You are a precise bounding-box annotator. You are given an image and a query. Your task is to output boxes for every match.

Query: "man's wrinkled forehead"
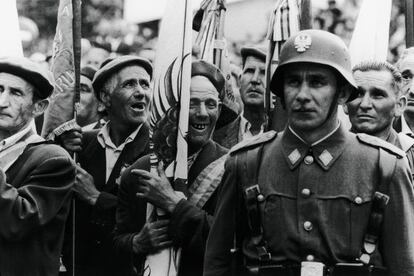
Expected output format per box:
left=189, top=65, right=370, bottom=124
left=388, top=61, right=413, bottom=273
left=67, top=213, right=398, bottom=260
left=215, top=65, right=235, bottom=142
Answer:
left=399, top=54, right=414, bottom=73
left=353, top=70, right=395, bottom=92
left=190, top=76, right=220, bottom=99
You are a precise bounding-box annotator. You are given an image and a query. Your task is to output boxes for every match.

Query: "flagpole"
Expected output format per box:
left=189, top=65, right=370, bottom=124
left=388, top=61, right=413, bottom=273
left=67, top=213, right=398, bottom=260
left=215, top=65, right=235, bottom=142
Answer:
left=264, top=40, right=276, bottom=131
left=71, top=0, right=81, bottom=275
left=214, top=0, right=226, bottom=69
left=299, top=0, right=312, bottom=30
left=406, top=0, right=414, bottom=47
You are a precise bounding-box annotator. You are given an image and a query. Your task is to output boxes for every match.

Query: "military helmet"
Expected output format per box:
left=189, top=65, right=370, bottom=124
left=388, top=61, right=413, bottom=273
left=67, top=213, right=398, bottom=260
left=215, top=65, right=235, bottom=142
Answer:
left=270, top=29, right=357, bottom=101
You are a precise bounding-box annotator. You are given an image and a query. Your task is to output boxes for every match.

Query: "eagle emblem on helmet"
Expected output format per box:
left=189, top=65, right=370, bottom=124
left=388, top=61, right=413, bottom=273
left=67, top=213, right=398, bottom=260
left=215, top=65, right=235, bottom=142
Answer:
left=294, top=34, right=312, bottom=52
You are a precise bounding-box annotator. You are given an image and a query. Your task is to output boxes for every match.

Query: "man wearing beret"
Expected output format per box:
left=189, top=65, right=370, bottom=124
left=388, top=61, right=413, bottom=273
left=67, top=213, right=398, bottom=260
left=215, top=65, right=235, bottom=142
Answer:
left=0, top=56, right=75, bottom=276
left=204, top=30, right=414, bottom=276
left=60, top=55, right=153, bottom=276
left=214, top=45, right=267, bottom=149
left=113, top=60, right=228, bottom=276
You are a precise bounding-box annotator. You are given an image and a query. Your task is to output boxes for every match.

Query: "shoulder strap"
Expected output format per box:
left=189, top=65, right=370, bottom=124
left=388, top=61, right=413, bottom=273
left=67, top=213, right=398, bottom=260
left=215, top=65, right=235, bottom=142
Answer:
left=236, top=143, right=271, bottom=265
left=358, top=148, right=395, bottom=265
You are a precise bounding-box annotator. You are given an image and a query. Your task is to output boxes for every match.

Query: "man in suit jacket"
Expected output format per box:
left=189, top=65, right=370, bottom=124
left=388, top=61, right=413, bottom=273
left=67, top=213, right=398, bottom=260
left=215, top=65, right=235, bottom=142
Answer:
left=0, top=57, right=75, bottom=276
left=60, top=55, right=153, bottom=276
left=113, top=60, right=228, bottom=276
left=214, top=46, right=267, bottom=149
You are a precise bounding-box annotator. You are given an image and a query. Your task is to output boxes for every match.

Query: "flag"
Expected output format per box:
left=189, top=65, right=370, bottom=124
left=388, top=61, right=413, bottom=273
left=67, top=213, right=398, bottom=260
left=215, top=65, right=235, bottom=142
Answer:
left=193, top=0, right=239, bottom=127
left=266, top=0, right=300, bottom=131
left=0, top=0, right=23, bottom=57
left=145, top=0, right=192, bottom=274
left=41, top=0, right=79, bottom=139
left=349, top=0, right=392, bottom=65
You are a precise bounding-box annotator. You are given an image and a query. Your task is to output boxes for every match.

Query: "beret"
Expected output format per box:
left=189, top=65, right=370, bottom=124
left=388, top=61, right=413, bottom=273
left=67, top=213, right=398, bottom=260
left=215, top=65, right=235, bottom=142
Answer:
left=191, top=60, right=225, bottom=100
left=240, top=46, right=267, bottom=65
left=0, top=56, right=54, bottom=99
left=92, top=55, right=153, bottom=98
left=81, top=65, right=97, bottom=81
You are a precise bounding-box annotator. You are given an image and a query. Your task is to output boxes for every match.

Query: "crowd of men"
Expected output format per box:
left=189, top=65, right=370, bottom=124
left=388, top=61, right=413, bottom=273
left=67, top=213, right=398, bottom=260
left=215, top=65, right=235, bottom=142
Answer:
left=1, top=26, right=414, bottom=276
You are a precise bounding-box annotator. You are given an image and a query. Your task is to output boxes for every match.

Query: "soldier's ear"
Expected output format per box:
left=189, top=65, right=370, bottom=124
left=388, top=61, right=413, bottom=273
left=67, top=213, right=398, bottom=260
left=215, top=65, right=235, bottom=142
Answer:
left=337, top=84, right=352, bottom=105
left=32, top=99, right=49, bottom=117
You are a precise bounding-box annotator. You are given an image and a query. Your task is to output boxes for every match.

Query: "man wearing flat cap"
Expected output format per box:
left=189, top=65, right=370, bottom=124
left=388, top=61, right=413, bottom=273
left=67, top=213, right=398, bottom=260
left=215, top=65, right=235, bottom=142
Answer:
left=60, top=55, right=153, bottom=276
left=0, top=56, right=75, bottom=276
left=113, top=60, right=228, bottom=276
left=214, top=45, right=267, bottom=149
left=205, top=30, right=414, bottom=276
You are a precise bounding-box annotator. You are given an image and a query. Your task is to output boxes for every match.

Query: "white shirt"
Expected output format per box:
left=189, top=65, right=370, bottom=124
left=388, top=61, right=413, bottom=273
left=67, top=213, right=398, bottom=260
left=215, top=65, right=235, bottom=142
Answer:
left=97, top=122, right=142, bottom=183
left=0, top=120, right=37, bottom=152
left=239, top=115, right=265, bottom=141
left=401, top=115, right=414, bottom=137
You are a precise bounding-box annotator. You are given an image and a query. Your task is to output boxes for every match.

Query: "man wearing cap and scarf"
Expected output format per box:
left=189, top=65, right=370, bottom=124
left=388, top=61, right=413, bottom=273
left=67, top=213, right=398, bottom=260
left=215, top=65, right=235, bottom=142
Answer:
left=204, top=30, right=414, bottom=276
left=213, top=46, right=267, bottom=149
left=0, top=56, right=75, bottom=276
left=59, top=55, right=153, bottom=276
left=113, top=60, right=228, bottom=276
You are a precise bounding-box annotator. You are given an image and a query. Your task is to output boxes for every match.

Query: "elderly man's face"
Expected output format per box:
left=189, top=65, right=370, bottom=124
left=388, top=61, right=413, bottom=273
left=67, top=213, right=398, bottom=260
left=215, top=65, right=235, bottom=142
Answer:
left=399, top=54, right=414, bottom=115
left=0, top=73, right=37, bottom=135
left=105, top=65, right=151, bottom=127
left=78, top=75, right=98, bottom=126
left=188, top=76, right=221, bottom=151
left=283, top=63, right=340, bottom=131
left=347, top=70, right=401, bottom=136
left=239, top=56, right=266, bottom=108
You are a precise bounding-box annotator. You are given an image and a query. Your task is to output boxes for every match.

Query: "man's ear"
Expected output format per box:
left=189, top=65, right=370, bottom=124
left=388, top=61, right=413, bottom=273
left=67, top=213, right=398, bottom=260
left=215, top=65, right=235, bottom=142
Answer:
left=32, top=99, right=49, bottom=117
left=342, top=103, right=349, bottom=115
left=395, top=94, right=407, bottom=117
left=100, top=90, right=111, bottom=108
left=337, top=84, right=352, bottom=105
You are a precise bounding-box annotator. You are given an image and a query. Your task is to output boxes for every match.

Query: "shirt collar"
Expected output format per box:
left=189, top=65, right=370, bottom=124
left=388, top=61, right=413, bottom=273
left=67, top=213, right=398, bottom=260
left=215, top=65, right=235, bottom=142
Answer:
left=282, top=122, right=347, bottom=171
left=240, top=113, right=265, bottom=135
left=401, top=115, right=414, bottom=136
left=97, top=121, right=142, bottom=150
left=0, top=120, right=37, bottom=152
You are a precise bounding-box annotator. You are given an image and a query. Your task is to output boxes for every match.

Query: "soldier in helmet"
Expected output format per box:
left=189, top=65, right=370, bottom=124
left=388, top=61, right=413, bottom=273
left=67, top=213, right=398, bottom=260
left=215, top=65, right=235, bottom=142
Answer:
left=204, top=30, right=414, bottom=276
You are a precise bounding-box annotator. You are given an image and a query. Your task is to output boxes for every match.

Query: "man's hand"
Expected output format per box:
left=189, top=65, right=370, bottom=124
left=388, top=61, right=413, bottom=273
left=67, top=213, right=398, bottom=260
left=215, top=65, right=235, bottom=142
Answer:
left=132, top=162, right=184, bottom=213
left=74, top=164, right=100, bottom=205
left=59, top=125, right=83, bottom=153
left=132, top=220, right=172, bottom=255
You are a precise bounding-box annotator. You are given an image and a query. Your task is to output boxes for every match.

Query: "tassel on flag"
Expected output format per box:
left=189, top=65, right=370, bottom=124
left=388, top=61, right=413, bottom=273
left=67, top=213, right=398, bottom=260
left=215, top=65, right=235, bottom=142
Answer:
left=0, top=0, right=23, bottom=57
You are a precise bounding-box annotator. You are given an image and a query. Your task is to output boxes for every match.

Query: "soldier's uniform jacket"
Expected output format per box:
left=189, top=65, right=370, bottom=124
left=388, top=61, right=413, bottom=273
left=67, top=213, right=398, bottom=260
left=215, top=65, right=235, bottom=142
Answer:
left=204, top=125, right=414, bottom=276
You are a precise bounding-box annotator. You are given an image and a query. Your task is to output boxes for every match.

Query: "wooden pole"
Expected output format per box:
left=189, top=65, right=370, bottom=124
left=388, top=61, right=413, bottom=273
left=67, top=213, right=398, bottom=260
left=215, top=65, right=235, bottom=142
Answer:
left=406, top=0, right=414, bottom=47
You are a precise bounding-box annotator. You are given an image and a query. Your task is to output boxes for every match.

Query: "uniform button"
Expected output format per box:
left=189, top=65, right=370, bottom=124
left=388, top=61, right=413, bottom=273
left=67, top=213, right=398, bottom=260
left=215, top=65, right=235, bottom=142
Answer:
left=303, top=221, right=313, bottom=231
left=354, top=196, right=363, bottom=204
left=257, top=194, right=265, bottom=202
left=301, top=188, right=311, bottom=198
left=306, top=254, right=315, bottom=261
left=304, top=155, right=314, bottom=165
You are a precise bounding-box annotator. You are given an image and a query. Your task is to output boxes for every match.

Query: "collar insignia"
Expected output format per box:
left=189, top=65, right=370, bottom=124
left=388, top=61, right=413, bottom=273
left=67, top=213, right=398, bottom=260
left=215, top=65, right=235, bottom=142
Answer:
left=318, top=149, right=333, bottom=166
left=294, top=34, right=312, bottom=52
left=288, top=148, right=301, bottom=165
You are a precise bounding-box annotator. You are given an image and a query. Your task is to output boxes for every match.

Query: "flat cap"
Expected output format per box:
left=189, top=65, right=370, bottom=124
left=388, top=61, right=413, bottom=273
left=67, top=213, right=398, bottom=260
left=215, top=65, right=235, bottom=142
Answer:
left=0, top=56, right=54, bottom=99
left=241, top=46, right=267, bottom=65
left=92, top=55, right=153, bottom=98
left=81, top=65, right=97, bottom=81
left=191, top=60, right=225, bottom=100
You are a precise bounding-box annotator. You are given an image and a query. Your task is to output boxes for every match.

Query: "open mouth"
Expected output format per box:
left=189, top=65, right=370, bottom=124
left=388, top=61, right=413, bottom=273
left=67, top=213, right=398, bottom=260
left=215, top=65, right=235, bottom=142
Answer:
left=191, top=123, right=208, bottom=130
left=130, top=102, right=145, bottom=112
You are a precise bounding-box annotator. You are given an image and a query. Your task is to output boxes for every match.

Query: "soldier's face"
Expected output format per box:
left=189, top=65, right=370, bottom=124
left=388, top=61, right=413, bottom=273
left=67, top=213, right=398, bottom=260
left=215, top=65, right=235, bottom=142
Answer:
left=283, top=63, right=340, bottom=131
left=188, top=76, right=221, bottom=151
left=0, top=73, right=37, bottom=135
left=104, top=66, right=151, bottom=128
left=347, top=70, right=401, bottom=136
left=239, top=56, right=266, bottom=109
left=399, top=54, right=414, bottom=115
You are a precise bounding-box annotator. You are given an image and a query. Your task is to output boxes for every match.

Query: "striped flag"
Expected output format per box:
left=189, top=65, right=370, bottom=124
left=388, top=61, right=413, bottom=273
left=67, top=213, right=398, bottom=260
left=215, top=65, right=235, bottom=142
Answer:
left=0, top=0, right=23, bottom=57
left=145, top=0, right=192, bottom=274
